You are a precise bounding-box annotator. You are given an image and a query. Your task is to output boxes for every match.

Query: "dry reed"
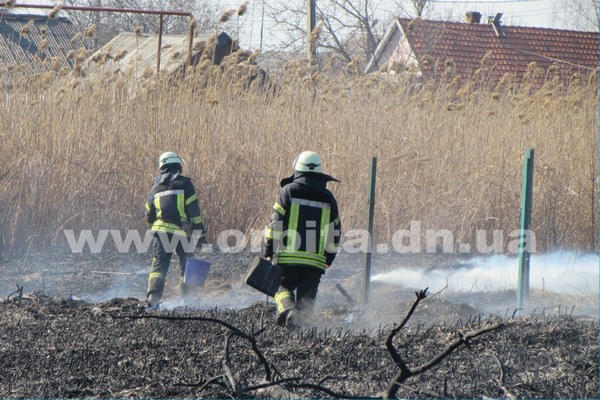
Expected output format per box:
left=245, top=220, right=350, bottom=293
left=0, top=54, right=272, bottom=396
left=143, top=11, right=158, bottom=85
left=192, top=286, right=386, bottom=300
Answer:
left=219, top=9, right=235, bottom=23
left=48, top=5, right=62, bottom=19
left=237, top=1, right=249, bottom=17
left=84, top=24, right=96, bottom=38
left=0, top=55, right=596, bottom=255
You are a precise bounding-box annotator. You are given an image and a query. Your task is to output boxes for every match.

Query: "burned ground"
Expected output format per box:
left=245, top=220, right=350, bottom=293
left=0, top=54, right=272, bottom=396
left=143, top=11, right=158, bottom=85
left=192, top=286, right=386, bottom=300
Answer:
left=0, top=296, right=597, bottom=398
left=0, top=251, right=597, bottom=398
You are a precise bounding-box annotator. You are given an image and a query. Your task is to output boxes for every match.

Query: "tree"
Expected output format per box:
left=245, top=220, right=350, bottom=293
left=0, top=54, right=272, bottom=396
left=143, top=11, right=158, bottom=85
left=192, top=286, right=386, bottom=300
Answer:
left=61, top=0, right=224, bottom=48
left=396, top=0, right=431, bottom=18
left=554, top=0, right=598, bottom=31
left=267, top=1, right=433, bottom=70
left=268, top=0, right=392, bottom=65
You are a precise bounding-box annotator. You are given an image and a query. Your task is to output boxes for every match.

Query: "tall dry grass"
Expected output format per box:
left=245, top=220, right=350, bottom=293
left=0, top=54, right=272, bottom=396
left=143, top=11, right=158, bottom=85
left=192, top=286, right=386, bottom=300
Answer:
left=0, top=53, right=597, bottom=255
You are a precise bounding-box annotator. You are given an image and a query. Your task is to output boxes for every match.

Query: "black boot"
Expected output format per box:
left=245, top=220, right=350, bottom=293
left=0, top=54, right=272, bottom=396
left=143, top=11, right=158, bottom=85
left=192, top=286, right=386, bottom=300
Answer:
left=276, top=310, right=290, bottom=326
left=285, top=310, right=299, bottom=328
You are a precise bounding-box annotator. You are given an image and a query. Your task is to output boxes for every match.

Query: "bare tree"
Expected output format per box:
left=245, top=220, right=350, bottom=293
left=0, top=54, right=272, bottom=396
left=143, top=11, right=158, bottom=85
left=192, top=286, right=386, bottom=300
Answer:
left=267, top=1, right=435, bottom=71
left=62, top=0, right=224, bottom=48
left=401, top=0, right=430, bottom=17
left=268, top=0, right=394, bottom=65
left=554, top=0, right=598, bottom=31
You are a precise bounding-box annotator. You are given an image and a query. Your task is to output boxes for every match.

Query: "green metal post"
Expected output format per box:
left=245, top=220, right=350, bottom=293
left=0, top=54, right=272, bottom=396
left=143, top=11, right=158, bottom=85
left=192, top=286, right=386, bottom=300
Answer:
left=517, top=149, right=534, bottom=310
left=595, top=8, right=600, bottom=396
left=362, top=157, right=377, bottom=309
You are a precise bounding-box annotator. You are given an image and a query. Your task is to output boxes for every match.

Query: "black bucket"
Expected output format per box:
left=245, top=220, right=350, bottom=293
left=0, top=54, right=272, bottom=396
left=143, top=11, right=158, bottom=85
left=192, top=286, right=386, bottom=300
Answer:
left=245, top=257, right=282, bottom=297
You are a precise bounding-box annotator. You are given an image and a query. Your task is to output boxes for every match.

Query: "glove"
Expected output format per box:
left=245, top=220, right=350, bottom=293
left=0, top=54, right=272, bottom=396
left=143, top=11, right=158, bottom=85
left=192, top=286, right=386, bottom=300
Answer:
left=262, top=240, right=273, bottom=260
left=262, top=249, right=273, bottom=260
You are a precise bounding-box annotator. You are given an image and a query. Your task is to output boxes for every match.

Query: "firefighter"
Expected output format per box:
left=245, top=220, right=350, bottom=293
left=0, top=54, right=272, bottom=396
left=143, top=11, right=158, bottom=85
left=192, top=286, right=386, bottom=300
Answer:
left=145, top=152, right=206, bottom=308
left=263, top=151, right=342, bottom=326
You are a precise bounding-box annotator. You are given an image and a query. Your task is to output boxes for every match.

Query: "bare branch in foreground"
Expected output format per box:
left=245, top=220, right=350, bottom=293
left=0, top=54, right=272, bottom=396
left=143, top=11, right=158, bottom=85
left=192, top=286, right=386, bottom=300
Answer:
left=382, top=311, right=505, bottom=399
left=111, top=313, right=272, bottom=382
left=385, top=288, right=428, bottom=370
left=113, top=290, right=505, bottom=400
left=492, top=352, right=515, bottom=399
left=222, top=332, right=240, bottom=395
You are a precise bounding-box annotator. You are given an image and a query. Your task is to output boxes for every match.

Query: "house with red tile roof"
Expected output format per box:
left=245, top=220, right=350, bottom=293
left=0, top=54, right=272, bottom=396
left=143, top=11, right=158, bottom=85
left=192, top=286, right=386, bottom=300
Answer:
left=365, top=12, right=598, bottom=85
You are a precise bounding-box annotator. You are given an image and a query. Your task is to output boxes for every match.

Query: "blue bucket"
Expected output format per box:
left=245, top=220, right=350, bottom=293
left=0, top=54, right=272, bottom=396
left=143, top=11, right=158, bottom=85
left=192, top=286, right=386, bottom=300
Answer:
left=184, top=259, right=211, bottom=287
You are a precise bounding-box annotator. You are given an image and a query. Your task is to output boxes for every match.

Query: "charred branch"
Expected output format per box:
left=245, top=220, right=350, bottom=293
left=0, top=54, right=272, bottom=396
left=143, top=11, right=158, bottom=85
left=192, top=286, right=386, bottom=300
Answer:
left=381, top=289, right=505, bottom=398
left=112, top=313, right=272, bottom=382
left=492, top=352, right=515, bottom=399
left=114, top=290, right=505, bottom=400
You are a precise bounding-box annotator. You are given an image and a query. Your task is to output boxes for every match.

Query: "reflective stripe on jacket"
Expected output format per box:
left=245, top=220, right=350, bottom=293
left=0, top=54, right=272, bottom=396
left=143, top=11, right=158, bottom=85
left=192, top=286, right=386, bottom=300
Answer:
left=264, top=171, right=341, bottom=270
left=145, top=169, right=205, bottom=236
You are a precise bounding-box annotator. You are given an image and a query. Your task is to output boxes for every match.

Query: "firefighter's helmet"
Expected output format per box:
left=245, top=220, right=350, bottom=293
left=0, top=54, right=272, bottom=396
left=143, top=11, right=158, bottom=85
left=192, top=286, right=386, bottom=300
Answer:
left=293, top=151, right=323, bottom=173
left=159, top=152, right=184, bottom=168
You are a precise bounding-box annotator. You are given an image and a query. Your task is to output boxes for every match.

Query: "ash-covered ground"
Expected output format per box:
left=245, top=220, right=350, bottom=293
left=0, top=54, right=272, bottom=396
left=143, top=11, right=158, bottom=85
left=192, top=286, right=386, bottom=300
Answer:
left=0, top=297, right=597, bottom=398
left=0, top=250, right=598, bottom=398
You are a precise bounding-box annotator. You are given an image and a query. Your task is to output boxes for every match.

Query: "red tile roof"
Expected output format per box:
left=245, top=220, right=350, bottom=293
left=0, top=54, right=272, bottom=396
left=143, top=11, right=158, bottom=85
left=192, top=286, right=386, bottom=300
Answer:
left=396, top=17, right=599, bottom=84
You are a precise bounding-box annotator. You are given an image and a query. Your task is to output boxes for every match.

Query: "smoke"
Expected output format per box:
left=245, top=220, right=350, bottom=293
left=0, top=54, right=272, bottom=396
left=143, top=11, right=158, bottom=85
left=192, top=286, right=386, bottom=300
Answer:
left=82, top=268, right=147, bottom=303
left=371, top=252, right=599, bottom=295
left=160, top=284, right=266, bottom=310
left=81, top=269, right=265, bottom=310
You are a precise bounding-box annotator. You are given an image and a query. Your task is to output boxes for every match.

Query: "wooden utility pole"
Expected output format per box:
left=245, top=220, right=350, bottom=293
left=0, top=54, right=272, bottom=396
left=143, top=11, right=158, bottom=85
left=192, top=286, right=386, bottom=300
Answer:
left=307, top=0, right=316, bottom=60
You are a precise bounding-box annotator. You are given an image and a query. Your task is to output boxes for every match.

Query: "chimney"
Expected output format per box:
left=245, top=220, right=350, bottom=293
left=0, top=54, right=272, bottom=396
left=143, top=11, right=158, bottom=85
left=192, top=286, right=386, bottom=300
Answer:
left=466, top=11, right=482, bottom=24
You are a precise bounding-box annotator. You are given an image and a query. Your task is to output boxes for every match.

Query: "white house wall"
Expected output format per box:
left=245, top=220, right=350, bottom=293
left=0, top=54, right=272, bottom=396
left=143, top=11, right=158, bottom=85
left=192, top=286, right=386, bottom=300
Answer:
left=365, top=21, right=420, bottom=75
left=386, top=35, right=419, bottom=72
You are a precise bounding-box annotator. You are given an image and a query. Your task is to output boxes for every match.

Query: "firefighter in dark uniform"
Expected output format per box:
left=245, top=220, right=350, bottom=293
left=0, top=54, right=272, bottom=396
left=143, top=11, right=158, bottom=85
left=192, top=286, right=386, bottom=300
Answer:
left=145, top=152, right=206, bottom=308
left=263, top=151, right=342, bottom=326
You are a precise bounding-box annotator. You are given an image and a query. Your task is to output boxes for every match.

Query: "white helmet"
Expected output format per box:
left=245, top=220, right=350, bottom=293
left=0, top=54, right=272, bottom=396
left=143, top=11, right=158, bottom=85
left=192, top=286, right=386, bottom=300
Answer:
left=293, top=151, right=323, bottom=173
left=159, top=152, right=184, bottom=168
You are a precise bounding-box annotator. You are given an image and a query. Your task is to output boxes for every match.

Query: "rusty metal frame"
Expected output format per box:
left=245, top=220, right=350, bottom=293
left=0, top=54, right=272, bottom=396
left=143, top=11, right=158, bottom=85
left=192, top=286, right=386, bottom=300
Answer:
left=0, top=3, right=191, bottom=16
left=0, top=2, right=194, bottom=74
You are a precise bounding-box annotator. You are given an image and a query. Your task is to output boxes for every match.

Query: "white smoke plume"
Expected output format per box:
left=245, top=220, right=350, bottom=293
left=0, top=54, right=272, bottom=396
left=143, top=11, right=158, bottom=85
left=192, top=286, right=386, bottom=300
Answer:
left=371, top=252, right=599, bottom=295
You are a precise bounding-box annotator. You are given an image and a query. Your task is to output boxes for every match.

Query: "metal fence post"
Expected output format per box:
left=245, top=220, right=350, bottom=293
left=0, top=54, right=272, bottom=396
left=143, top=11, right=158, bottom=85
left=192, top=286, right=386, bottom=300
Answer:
left=156, top=14, right=164, bottom=75
left=362, top=157, right=377, bottom=309
left=517, top=149, right=534, bottom=310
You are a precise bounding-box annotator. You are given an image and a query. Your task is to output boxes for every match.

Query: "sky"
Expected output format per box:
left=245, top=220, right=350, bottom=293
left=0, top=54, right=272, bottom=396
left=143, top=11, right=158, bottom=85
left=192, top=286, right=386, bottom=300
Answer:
left=7, top=0, right=594, bottom=50
left=220, top=0, right=590, bottom=50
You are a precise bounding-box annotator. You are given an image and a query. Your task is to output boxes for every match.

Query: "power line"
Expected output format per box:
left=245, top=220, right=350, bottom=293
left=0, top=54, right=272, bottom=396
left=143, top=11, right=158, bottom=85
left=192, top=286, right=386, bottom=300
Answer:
left=511, top=11, right=556, bottom=18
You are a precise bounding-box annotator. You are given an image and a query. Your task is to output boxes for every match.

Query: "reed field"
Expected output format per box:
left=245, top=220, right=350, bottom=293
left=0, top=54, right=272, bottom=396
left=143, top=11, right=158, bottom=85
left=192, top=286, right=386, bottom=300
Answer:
left=0, top=51, right=597, bottom=255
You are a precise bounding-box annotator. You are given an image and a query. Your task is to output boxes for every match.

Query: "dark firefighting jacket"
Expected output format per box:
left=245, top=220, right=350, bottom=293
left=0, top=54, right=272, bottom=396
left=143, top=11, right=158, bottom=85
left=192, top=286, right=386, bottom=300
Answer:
left=145, top=167, right=205, bottom=236
left=264, top=171, right=342, bottom=270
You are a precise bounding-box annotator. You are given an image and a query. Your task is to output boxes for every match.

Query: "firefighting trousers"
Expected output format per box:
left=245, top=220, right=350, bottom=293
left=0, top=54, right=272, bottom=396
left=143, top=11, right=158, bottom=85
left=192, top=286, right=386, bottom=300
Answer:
left=146, top=232, right=193, bottom=302
left=274, top=264, right=323, bottom=316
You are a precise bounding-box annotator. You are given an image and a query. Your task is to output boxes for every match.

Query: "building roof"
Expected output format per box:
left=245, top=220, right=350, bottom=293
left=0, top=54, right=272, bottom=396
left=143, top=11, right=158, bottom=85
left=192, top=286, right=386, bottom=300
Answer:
left=0, top=13, right=85, bottom=85
left=367, top=16, right=599, bottom=84
left=83, top=31, right=229, bottom=83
